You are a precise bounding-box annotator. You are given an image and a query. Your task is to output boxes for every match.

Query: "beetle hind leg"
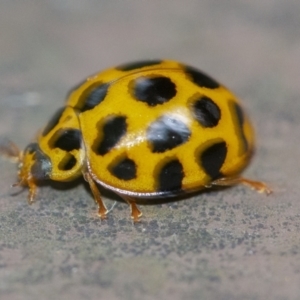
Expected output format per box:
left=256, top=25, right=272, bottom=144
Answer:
left=211, top=176, right=272, bottom=195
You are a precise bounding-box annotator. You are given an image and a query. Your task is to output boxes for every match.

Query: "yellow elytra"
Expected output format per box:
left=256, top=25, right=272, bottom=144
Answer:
left=1, top=60, right=271, bottom=221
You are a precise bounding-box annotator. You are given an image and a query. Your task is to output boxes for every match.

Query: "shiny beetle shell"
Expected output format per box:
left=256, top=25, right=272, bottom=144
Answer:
left=5, top=60, right=271, bottom=221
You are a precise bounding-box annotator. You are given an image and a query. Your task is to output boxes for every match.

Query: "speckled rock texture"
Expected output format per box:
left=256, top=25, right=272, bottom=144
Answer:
left=0, top=1, right=299, bottom=300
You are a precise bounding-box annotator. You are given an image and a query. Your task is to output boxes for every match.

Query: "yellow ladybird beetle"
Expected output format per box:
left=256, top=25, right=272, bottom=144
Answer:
left=1, top=60, right=271, bottom=221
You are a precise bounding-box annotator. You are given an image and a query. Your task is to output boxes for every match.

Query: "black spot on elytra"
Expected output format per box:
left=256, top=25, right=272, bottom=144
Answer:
left=200, top=141, right=227, bottom=179
left=116, top=60, right=162, bottom=71
left=66, top=79, right=88, bottom=99
left=109, top=157, right=137, bottom=180
left=93, top=116, right=127, bottom=156
left=133, top=76, right=177, bottom=106
left=233, top=102, right=248, bottom=153
left=185, top=66, right=220, bottom=89
left=58, top=154, right=77, bottom=171
left=192, top=96, right=221, bottom=127
left=74, top=83, right=109, bottom=112
left=42, top=107, right=65, bottom=136
left=50, top=129, right=82, bottom=151
left=157, top=159, right=184, bottom=192
left=147, top=116, right=191, bottom=153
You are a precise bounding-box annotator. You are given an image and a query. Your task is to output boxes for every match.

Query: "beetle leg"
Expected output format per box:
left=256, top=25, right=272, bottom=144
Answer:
left=83, top=171, right=108, bottom=219
left=120, top=195, right=142, bottom=222
left=211, top=176, right=272, bottom=195
left=12, top=173, right=37, bottom=204
left=27, top=177, right=38, bottom=204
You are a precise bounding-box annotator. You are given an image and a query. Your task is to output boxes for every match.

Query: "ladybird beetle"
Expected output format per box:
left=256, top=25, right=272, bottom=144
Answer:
left=1, top=60, right=271, bottom=221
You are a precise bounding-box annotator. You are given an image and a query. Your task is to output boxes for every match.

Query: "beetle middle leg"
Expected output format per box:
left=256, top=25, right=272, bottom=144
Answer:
left=119, top=195, right=143, bottom=222
left=83, top=171, right=108, bottom=219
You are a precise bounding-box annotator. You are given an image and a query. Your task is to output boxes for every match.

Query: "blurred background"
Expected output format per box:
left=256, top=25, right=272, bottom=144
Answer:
left=0, top=1, right=300, bottom=300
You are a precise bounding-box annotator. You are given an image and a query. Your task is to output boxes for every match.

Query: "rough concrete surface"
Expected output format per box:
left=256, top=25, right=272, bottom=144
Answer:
left=0, top=1, right=300, bottom=300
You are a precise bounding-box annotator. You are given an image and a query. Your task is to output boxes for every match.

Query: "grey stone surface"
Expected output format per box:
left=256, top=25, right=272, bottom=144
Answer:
left=0, top=1, right=300, bottom=299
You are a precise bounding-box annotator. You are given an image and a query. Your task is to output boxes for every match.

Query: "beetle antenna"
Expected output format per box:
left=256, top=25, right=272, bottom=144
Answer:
left=0, top=137, right=22, bottom=163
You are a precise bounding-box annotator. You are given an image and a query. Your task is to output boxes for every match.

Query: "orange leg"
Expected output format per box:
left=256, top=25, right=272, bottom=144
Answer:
left=83, top=171, right=108, bottom=219
left=27, top=176, right=38, bottom=204
left=120, top=195, right=143, bottom=222
left=211, top=176, right=272, bottom=195
left=12, top=175, right=37, bottom=204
